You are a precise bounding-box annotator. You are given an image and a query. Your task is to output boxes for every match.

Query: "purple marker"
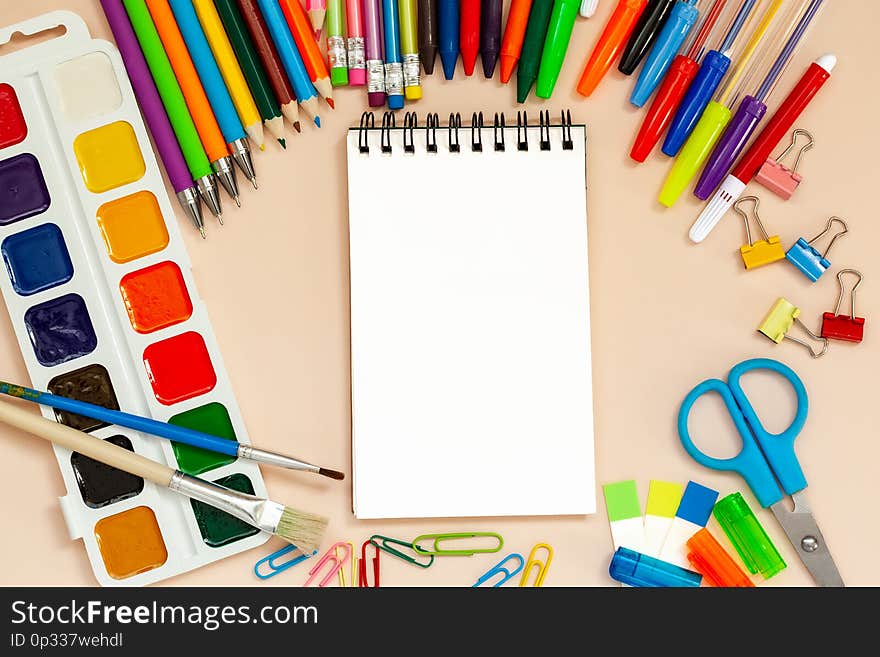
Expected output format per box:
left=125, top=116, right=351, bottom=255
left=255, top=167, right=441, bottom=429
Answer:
left=480, top=0, right=502, bottom=78
left=694, top=0, right=825, bottom=200
left=363, top=0, right=386, bottom=107
left=99, top=0, right=205, bottom=237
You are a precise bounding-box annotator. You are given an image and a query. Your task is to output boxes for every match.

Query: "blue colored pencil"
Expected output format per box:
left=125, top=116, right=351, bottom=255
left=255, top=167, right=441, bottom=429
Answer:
left=381, top=0, right=405, bottom=109
left=438, top=0, right=460, bottom=80
left=255, top=0, right=322, bottom=126
left=0, top=381, right=343, bottom=479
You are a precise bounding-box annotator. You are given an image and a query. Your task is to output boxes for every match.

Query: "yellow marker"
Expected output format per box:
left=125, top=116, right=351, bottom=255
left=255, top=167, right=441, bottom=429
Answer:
left=758, top=298, right=828, bottom=358
left=734, top=196, right=785, bottom=270
left=519, top=543, right=553, bottom=587
left=192, top=0, right=265, bottom=150
left=73, top=121, right=146, bottom=193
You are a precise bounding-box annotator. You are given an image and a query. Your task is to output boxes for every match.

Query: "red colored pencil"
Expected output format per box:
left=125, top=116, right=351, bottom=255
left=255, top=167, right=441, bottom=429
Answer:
left=460, top=0, right=481, bottom=76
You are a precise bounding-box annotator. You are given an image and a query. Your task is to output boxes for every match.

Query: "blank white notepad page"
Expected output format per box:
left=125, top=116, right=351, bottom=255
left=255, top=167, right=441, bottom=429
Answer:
left=347, top=121, right=594, bottom=519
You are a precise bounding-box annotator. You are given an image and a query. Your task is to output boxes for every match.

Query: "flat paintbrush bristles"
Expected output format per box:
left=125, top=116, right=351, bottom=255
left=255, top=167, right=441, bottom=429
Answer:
left=275, top=506, right=329, bottom=553
left=319, top=467, right=345, bottom=480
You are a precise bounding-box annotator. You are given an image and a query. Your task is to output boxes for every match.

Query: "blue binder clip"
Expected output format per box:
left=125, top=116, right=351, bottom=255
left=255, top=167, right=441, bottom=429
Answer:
left=472, top=553, right=525, bottom=587
left=254, top=544, right=317, bottom=580
left=785, top=216, right=848, bottom=282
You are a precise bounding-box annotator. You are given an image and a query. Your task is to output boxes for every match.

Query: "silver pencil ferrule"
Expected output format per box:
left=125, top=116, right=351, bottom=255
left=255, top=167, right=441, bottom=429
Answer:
left=168, top=471, right=282, bottom=533
left=237, top=445, right=320, bottom=474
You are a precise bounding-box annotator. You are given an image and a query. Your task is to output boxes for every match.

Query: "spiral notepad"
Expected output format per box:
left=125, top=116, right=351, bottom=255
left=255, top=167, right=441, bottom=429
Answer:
left=347, top=110, right=595, bottom=519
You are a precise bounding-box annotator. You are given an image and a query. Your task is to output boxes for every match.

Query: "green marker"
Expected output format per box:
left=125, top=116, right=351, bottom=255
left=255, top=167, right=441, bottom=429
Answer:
left=326, top=0, right=350, bottom=87
left=713, top=492, right=786, bottom=579
left=122, top=0, right=222, bottom=218
left=516, top=0, right=554, bottom=103
left=214, top=0, right=287, bottom=148
left=535, top=0, right=580, bottom=99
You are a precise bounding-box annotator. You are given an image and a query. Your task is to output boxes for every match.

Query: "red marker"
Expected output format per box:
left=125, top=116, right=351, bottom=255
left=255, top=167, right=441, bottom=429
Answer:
left=461, top=0, right=481, bottom=76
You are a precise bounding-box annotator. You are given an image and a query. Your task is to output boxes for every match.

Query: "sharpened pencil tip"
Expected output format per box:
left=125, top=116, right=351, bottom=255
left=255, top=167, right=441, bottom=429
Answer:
left=279, top=138, right=286, bottom=149
left=326, top=98, right=335, bottom=109
left=314, top=116, right=321, bottom=128
left=294, top=121, right=302, bottom=133
left=318, top=468, right=345, bottom=481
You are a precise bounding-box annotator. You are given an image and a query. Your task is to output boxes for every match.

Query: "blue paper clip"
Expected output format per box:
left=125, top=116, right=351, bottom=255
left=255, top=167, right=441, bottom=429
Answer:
left=254, top=544, right=317, bottom=580
left=472, top=553, right=524, bottom=587
left=785, top=216, right=848, bottom=282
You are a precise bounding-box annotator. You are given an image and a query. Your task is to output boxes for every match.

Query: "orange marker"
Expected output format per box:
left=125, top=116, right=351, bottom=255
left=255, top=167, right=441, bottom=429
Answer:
left=145, top=0, right=239, bottom=204
left=499, top=0, right=534, bottom=83
left=277, top=0, right=335, bottom=107
left=576, top=0, right=648, bottom=97
left=686, top=528, right=755, bottom=588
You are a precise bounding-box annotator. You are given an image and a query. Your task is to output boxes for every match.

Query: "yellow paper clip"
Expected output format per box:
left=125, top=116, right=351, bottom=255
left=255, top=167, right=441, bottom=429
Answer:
left=519, top=543, right=553, bottom=587
left=336, top=541, right=357, bottom=587
left=735, top=196, right=785, bottom=270
left=758, top=298, right=828, bottom=358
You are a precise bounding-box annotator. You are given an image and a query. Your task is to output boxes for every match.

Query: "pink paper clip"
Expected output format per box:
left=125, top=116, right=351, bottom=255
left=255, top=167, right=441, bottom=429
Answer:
left=304, top=541, right=351, bottom=587
left=755, top=129, right=814, bottom=200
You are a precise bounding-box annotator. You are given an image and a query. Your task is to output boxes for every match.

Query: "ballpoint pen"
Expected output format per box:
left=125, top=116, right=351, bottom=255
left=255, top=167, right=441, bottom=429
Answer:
left=576, top=0, right=648, bottom=97
left=619, top=0, right=675, bottom=75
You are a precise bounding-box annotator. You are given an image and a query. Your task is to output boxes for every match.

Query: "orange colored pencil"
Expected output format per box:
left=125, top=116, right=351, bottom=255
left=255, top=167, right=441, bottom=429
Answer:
left=277, top=0, right=335, bottom=107
left=499, top=0, right=534, bottom=84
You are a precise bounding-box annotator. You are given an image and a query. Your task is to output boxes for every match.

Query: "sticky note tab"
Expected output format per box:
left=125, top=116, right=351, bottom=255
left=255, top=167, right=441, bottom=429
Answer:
left=643, top=480, right=683, bottom=557
left=658, top=481, right=719, bottom=570
left=603, top=480, right=643, bottom=554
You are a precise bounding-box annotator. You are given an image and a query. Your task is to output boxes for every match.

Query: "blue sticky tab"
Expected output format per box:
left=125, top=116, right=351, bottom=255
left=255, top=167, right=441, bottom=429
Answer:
left=675, top=481, right=719, bottom=526
left=785, top=238, right=830, bottom=282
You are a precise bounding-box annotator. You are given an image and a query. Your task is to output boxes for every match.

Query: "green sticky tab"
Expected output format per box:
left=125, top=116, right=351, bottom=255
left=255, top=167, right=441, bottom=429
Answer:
left=603, top=480, right=641, bottom=522
left=646, top=480, right=684, bottom=518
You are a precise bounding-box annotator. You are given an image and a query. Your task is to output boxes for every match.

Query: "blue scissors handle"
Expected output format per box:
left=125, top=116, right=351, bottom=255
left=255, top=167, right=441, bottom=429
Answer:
left=677, top=359, right=808, bottom=508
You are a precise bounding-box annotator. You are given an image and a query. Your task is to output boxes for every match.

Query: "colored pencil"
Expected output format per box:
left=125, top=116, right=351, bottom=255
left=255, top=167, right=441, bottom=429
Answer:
left=145, top=0, right=240, bottom=206
left=99, top=0, right=206, bottom=236
left=499, top=0, right=533, bottom=83
left=460, top=0, right=480, bottom=76
left=327, top=0, right=350, bottom=86
left=382, top=0, right=405, bottom=109
left=214, top=0, right=287, bottom=147
left=236, top=0, right=301, bottom=131
left=278, top=0, right=336, bottom=106
left=122, top=0, right=223, bottom=220
left=306, top=0, right=328, bottom=38
left=363, top=0, right=386, bottom=105
left=399, top=0, right=422, bottom=99
left=192, top=0, right=267, bottom=149
left=167, top=0, right=256, bottom=188
left=257, top=0, right=323, bottom=125
left=346, top=0, right=367, bottom=85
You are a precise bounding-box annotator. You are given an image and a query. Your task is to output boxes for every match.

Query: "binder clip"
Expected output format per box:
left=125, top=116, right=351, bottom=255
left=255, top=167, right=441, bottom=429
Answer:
left=821, top=269, right=865, bottom=343
left=758, top=297, right=828, bottom=358
left=785, top=216, right=848, bottom=282
left=735, top=196, right=785, bottom=270
left=755, top=129, right=814, bottom=200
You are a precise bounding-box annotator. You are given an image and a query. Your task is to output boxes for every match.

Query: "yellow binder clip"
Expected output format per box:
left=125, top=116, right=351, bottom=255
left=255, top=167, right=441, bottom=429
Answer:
left=758, top=298, right=828, bottom=358
left=735, top=196, right=785, bottom=270
left=519, top=543, right=553, bottom=587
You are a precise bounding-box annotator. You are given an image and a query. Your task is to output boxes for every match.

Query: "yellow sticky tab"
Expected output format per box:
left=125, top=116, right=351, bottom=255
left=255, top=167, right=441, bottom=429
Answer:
left=646, top=481, right=684, bottom=518
left=758, top=298, right=799, bottom=343
left=741, top=236, right=786, bottom=270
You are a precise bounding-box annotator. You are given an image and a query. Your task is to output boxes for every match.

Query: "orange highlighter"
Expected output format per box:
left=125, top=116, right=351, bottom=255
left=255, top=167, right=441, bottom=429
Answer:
left=499, top=0, right=534, bottom=83
left=686, top=528, right=754, bottom=587
left=576, top=0, right=648, bottom=97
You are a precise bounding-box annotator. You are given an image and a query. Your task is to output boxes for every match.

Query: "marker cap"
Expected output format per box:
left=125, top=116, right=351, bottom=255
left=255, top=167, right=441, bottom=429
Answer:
left=688, top=174, right=746, bottom=242
left=713, top=492, right=786, bottom=579
left=609, top=547, right=702, bottom=587
left=686, top=527, right=754, bottom=587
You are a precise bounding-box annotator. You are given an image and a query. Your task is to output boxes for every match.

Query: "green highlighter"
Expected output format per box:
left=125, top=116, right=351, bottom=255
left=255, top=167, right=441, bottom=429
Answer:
left=713, top=492, right=786, bottom=579
left=535, top=0, right=580, bottom=99
left=516, top=0, right=555, bottom=103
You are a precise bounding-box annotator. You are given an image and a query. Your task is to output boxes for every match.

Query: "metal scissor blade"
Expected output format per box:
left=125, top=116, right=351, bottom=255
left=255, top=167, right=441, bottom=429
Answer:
left=771, top=492, right=845, bottom=587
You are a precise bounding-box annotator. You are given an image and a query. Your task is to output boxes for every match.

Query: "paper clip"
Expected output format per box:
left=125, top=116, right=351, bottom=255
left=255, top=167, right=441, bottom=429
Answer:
left=785, top=216, right=848, bottom=282
left=412, top=532, right=504, bottom=556
left=734, top=196, right=785, bottom=270
left=758, top=298, right=828, bottom=358
left=756, top=129, right=814, bottom=200
left=519, top=543, right=553, bottom=587
left=304, top=541, right=351, bottom=587
left=472, top=553, right=524, bottom=587
left=821, top=269, right=865, bottom=343
left=368, top=534, right=434, bottom=568
left=358, top=539, right=380, bottom=587
left=253, top=544, right=317, bottom=580
left=335, top=541, right=357, bottom=587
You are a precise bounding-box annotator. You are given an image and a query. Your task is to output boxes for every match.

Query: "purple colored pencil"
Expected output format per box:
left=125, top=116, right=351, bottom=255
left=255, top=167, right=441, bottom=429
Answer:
left=363, top=0, right=386, bottom=107
left=480, top=0, right=502, bottom=78
left=99, top=0, right=205, bottom=236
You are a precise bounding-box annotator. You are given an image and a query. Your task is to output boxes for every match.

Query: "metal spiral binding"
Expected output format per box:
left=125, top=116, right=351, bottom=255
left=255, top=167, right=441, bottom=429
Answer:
left=494, top=113, right=506, bottom=152
left=539, top=110, right=551, bottom=151
left=403, top=112, right=417, bottom=153
left=358, top=111, right=374, bottom=153
left=517, top=111, right=529, bottom=151
left=448, top=112, right=461, bottom=152
left=426, top=113, right=439, bottom=153
left=381, top=111, right=395, bottom=153
left=471, top=112, right=483, bottom=152
left=561, top=109, right=573, bottom=151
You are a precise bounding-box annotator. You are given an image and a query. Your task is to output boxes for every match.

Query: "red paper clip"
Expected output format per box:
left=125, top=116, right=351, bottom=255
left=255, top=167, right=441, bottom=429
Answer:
left=821, top=269, right=865, bottom=343
left=358, top=539, right=380, bottom=587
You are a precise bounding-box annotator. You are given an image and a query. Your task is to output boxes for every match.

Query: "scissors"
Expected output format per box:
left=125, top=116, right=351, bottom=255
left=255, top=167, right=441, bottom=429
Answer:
left=677, top=358, right=844, bottom=587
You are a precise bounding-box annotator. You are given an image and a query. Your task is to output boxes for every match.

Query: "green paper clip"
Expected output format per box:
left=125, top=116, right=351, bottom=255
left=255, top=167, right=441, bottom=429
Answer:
left=411, top=532, right=504, bottom=556
left=368, top=535, right=434, bottom=568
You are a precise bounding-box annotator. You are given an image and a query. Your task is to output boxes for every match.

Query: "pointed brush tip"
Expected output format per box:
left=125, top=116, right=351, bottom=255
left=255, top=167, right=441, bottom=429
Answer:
left=252, top=180, right=258, bottom=190
left=200, top=228, right=206, bottom=239
left=234, top=197, right=241, bottom=208
left=318, top=468, right=345, bottom=481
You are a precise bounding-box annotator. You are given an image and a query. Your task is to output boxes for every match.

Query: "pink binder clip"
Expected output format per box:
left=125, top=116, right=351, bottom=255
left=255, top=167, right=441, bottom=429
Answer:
left=755, top=129, right=814, bottom=200
left=304, top=541, right=351, bottom=587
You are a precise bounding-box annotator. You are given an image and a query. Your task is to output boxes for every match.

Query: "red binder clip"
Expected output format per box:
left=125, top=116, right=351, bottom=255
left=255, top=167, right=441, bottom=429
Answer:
left=821, top=269, right=865, bottom=343
left=755, top=129, right=814, bottom=200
